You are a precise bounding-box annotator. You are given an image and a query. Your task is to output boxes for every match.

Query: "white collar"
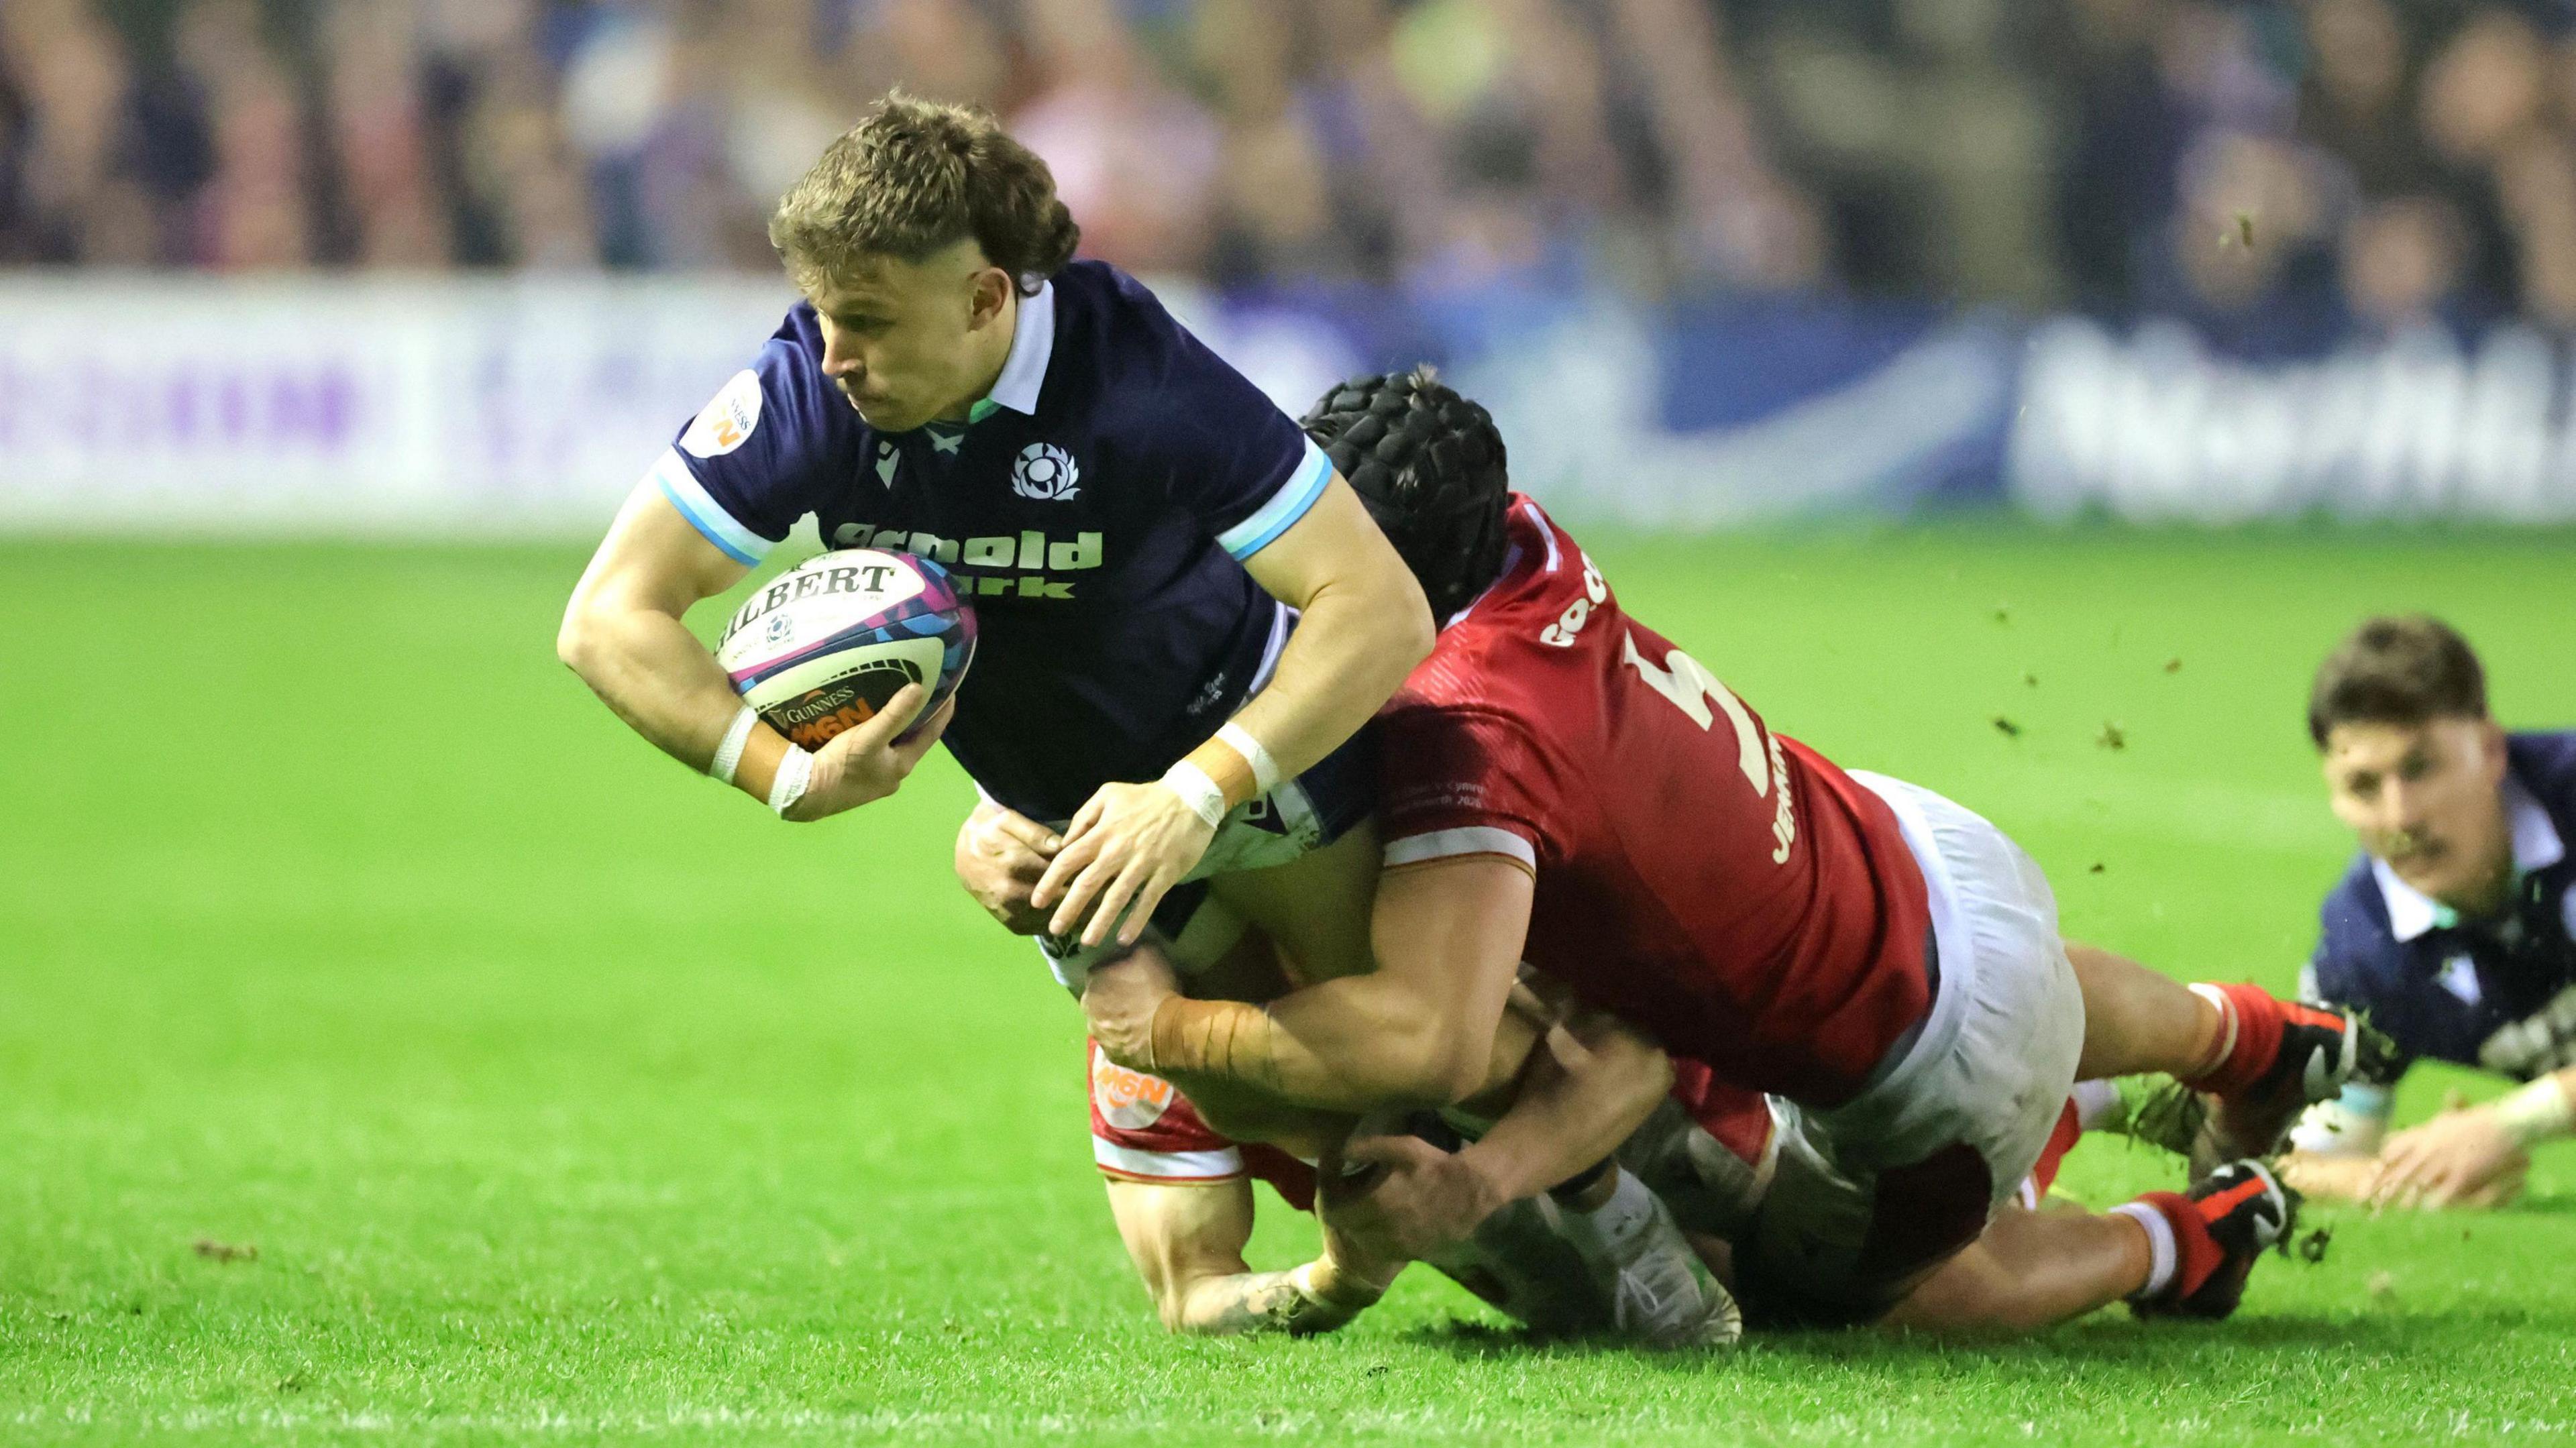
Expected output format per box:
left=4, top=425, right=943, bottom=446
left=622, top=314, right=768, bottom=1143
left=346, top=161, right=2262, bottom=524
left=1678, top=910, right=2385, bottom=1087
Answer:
left=2509, top=775, right=2567, bottom=874
left=2373, top=777, right=2564, bottom=941
left=983, top=280, right=1055, bottom=416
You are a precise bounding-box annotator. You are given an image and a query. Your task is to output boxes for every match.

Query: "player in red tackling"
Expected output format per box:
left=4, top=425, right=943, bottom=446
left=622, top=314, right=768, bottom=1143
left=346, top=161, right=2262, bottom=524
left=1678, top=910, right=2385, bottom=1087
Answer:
left=1085, top=1017, right=1784, bottom=1338
left=1081, top=370, right=2376, bottom=1329
left=1083, top=1009, right=2120, bottom=1337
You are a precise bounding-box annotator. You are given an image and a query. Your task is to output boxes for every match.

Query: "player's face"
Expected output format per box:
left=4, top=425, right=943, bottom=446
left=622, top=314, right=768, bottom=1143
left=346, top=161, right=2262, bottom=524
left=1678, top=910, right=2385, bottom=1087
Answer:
left=2322, top=716, right=2512, bottom=906
left=806, top=240, right=1016, bottom=434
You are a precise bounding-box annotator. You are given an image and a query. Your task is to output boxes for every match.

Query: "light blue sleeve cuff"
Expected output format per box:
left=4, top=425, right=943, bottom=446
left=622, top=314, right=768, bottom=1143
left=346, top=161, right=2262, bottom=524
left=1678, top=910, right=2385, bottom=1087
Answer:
left=2288, top=1081, right=2394, bottom=1156
left=1216, top=437, right=1334, bottom=561
left=648, top=449, right=773, bottom=567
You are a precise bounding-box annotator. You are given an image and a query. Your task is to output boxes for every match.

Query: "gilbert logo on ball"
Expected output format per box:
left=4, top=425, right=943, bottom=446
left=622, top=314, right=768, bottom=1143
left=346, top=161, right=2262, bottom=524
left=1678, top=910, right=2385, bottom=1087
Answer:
left=714, top=549, right=977, bottom=750
left=682, top=370, right=762, bottom=459
left=1011, top=441, right=1080, bottom=501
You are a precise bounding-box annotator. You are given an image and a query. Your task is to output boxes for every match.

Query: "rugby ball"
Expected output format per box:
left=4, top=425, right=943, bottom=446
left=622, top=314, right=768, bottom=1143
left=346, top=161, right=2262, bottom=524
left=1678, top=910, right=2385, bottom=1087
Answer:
left=715, top=549, right=975, bottom=748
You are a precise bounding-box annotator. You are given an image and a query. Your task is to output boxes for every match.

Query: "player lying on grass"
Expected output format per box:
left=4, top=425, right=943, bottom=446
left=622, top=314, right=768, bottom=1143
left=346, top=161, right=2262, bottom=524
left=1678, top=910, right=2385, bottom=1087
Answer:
left=1081, top=958, right=2138, bottom=1338
left=1077, top=369, right=2374, bottom=1329
left=557, top=93, right=1429, bottom=996
left=1085, top=990, right=1778, bottom=1338
left=2279, top=616, right=2576, bottom=1210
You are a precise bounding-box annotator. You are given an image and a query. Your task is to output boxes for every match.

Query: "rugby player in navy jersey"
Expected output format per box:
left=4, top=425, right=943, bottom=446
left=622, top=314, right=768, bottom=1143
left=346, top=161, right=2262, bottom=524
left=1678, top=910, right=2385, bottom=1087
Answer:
left=557, top=95, right=1432, bottom=983
left=2279, top=617, right=2576, bottom=1209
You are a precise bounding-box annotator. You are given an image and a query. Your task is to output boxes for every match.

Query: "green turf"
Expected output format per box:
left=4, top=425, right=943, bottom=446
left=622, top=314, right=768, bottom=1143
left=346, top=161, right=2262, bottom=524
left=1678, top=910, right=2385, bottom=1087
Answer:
left=5, top=524, right=2575, bottom=1445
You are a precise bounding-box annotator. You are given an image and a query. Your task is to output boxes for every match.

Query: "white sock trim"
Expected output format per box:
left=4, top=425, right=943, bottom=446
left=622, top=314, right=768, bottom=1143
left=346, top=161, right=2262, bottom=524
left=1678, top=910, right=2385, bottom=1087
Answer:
left=2112, top=1201, right=2178, bottom=1300
left=2071, top=1077, right=2122, bottom=1131
left=2188, top=983, right=2239, bottom=1077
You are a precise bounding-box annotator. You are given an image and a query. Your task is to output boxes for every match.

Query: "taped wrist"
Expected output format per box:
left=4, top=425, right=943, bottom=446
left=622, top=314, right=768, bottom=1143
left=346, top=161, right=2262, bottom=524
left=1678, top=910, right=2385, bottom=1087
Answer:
left=1215, top=722, right=1283, bottom=795
left=768, top=745, right=814, bottom=816
left=1147, top=996, right=1271, bottom=1082
left=709, top=705, right=758, bottom=785
left=1181, top=734, right=1258, bottom=812
left=1157, top=760, right=1228, bottom=829
left=2493, top=1075, right=2575, bottom=1148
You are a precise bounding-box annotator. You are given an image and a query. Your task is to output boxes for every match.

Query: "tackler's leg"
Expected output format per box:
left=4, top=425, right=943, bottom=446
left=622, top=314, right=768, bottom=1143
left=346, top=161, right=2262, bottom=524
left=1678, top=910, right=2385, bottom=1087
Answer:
left=2068, top=941, right=2385, bottom=1174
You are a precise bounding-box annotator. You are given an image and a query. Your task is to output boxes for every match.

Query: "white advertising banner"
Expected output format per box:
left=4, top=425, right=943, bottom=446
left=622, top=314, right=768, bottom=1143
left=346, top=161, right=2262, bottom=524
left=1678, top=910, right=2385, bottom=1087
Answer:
left=0, top=274, right=794, bottom=535
left=9, top=275, right=2576, bottom=534
left=2010, top=317, right=2576, bottom=522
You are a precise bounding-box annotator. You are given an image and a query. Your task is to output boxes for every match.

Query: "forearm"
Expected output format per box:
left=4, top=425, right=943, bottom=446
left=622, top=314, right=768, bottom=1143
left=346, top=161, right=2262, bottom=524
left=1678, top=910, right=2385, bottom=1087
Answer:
left=1454, top=1034, right=1674, bottom=1206
left=2278, top=1149, right=2382, bottom=1202
left=2494, top=1066, right=2576, bottom=1146
left=1197, top=580, right=1428, bottom=808
left=1150, top=976, right=1474, bottom=1113
left=559, top=602, right=793, bottom=799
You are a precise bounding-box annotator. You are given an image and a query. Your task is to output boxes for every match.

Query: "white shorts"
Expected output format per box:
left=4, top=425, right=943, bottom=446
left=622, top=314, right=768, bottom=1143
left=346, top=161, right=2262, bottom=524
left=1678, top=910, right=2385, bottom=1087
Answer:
left=1737, top=771, right=2086, bottom=1323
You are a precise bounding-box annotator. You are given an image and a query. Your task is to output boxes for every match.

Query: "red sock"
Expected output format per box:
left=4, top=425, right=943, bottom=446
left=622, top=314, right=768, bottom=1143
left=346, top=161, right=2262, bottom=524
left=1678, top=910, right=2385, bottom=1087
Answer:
left=2028, top=1099, right=2083, bottom=1200
left=2181, top=983, right=2284, bottom=1096
left=2131, top=1190, right=2225, bottom=1300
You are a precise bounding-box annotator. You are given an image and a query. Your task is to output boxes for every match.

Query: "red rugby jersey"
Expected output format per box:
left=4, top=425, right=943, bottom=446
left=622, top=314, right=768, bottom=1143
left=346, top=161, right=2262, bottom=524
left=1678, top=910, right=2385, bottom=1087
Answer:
left=1378, top=496, right=1933, bottom=1106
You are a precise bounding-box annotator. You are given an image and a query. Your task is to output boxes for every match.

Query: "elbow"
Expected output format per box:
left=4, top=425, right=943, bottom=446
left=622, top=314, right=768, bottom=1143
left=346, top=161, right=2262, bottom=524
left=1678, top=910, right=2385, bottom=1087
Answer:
left=1426, top=1053, right=1488, bottom=1109
left=1383, top=1021, right=1488, bottom=1109
left=555, top=597, right=602, bottom=677
left=1389, top=574, right=1437, bottom=669
left=1428, top=1023, right=1497, bottom=1105
left=1341, top=555, right=1434, bottom=673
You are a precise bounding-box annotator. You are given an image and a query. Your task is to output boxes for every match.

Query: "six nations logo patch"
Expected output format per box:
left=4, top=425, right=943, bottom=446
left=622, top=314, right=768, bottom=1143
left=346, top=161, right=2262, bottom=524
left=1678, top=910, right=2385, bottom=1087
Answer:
left=681, top=370, right=763, bottom=459
left=1012, top=442, right=1081, bottom=501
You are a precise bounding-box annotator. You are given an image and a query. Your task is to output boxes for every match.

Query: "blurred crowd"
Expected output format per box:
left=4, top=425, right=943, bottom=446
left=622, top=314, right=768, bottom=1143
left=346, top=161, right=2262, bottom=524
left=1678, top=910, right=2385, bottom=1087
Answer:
left=3, top=0, right=2575, bottom=341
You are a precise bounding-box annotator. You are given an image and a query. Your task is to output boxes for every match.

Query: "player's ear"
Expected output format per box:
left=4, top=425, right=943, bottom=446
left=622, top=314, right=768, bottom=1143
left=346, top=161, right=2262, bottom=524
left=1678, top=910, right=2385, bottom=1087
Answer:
left=969, top=266, right=1013, bottom=330
left=2475, top=718, right=2509, bottom=783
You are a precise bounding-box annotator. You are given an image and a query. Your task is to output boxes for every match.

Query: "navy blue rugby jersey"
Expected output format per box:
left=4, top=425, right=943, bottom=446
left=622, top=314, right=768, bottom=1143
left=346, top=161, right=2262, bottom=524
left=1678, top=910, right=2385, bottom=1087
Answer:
left=647, top=260, right=1335, bottom=820
left=2305, top=731, right=2576, bottom=1080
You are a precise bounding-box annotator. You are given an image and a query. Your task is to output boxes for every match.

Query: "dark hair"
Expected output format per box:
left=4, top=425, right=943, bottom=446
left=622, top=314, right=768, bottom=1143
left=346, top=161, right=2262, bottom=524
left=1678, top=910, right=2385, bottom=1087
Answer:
left=1299, top=368, right=1511, bottom=619
left=770, top=91, right=1079, bottom=296
left=2308, top=614, right=2489, bottom=747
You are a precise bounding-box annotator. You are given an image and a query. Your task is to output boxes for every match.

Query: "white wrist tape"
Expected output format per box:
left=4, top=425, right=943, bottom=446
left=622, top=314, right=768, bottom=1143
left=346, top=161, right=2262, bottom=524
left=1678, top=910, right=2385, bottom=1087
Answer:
left=709, top=705, right=758, bottom=786
left=768, top=745, right=814, bottom=817
left=1159, top=759, right=1228, bottom=829
left=1215, top=722, right=1283, bottom=795
left=2493, top=1075, right=2575, bottom=1148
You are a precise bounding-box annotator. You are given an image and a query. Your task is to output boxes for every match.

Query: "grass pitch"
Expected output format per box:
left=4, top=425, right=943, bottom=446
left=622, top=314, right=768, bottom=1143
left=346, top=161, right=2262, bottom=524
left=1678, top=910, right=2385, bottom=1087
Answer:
left=4, top=522, right=2575, bottom=1445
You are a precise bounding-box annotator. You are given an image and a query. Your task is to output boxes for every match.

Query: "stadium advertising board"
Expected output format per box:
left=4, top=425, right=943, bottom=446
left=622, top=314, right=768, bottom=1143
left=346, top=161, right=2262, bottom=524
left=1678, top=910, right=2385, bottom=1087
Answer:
left=4, top=276, right=2575, bottom=531
left=0, top=276, right=790, bottom=534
